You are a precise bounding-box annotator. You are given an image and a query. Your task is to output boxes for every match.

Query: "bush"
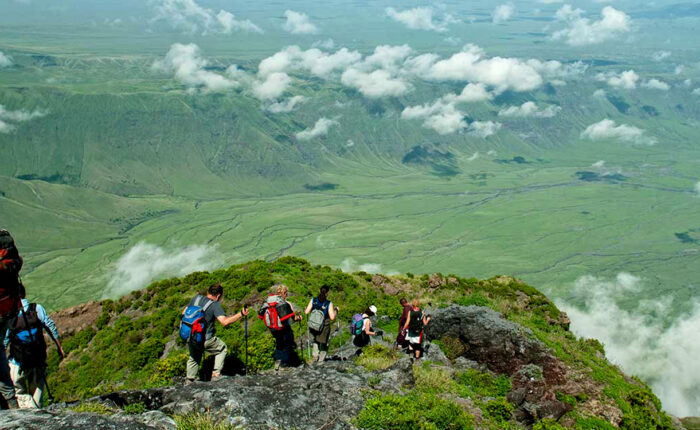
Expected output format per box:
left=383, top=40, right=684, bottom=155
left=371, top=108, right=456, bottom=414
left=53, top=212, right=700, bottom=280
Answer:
left=123, top=402, right=146, bottom=414
left=174, top=412, right=237, bottom=430
left=355, top=392, right=474, bottom=430
left=356, top=344, right=398, bottom=372
left=150, top=352, right=188, bottom=385
left=484, top=397, right=514, bottom=424
left=455, top=292, right=491, bottom=308
left=620, top=389, right=673, bottom=430
left=533, top=418, right=566, bottom=430
left=457, top=369, right=511, bottom=398
left=71, top=402, right=116, bottom=415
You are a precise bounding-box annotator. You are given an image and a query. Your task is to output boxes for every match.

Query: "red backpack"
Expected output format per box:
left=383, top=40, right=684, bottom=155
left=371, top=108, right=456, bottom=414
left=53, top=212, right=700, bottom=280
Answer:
left=0, top=230, right=22, bottom=318
left=258, top=295, right=294, bottom=330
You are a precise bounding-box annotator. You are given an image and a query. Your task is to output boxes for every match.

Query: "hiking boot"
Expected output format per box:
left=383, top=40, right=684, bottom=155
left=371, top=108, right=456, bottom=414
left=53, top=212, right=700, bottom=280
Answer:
left=185, top=378, right=196, bottom=385
left=211, top=373, right=229, bottom=382
left=6, top=398, right=18, bottom=409
left=274, top=360, right=282, bottom=371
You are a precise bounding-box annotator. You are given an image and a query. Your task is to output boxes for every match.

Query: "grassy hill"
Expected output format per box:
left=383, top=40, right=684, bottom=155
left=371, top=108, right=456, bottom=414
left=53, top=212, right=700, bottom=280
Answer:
left=46, top=257, right=674, bottom=429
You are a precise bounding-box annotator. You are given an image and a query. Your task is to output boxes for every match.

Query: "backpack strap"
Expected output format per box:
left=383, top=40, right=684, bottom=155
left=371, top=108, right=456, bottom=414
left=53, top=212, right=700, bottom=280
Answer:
left=201, top=298, right=215, bottom=313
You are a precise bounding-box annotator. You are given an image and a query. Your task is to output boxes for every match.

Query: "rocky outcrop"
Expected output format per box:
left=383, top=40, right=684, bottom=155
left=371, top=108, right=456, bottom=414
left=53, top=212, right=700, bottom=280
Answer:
left=1, top=358, right=414, bottom=430
left=424, top=305, right=575, bottom=424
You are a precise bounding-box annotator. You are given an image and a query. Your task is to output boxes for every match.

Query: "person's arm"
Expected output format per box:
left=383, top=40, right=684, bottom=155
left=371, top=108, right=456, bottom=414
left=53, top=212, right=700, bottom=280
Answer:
left=304, top=299, right=313, bottom=315
left=423, top=314, right=431, bottom=326
left=217, top=308, right=249, bottom=327
left=364, top=319, right=375, bottom=336
left=329, top=303, right=338, bottom=321
left=37, top=304, right=65, bottom=358
left=403, top=316, right=410, bottom=332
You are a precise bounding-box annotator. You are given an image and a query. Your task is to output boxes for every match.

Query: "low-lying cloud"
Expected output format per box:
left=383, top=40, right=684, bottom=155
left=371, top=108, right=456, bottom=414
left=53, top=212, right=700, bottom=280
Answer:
left=641, top=79, right=670, bottom=91
left=596, top=70, right=639, bottom=89
left=492, top=3, right=515, bottom=24
left=152, top=43, right=239, bottom=92
left=0, top=103, right=47, bottom=133
left=385, top=7, right=455, bottom=32
left=151, top=0, right=262, bottom=35
left=283, top=10, right=318, bottom=34
left=0, top=52, right=13, bottom=68
left=106, top=242, right=220, bottom=298
left=581, top=119, right=655, bottom=145
left=340, top=258, right=384, bottom=275
left=559, top=273, right=700, bottom=417
left=265, top=95, right=307, bottom=113
left=498, top=101, right=561, bottom=118
left=296, top=117, right=338, bottom=141
left=552, top=6, right=631, bottom=46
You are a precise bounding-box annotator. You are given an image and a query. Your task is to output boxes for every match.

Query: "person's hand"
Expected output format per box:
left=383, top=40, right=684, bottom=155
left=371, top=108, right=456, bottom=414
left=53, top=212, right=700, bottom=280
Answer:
left=375, top=330, right=384, bottom=337
left=241, top=308, right=249, bottom=317
left=58, top=346, right=66, bottom=359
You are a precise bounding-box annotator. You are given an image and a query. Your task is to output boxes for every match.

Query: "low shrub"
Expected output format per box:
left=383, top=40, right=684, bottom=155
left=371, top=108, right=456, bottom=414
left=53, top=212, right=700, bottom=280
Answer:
left=356, top=344, right=398, bottom=372
left=484, top=397, right=514, bottom=424
left=457, top=369, right=511, bottom=398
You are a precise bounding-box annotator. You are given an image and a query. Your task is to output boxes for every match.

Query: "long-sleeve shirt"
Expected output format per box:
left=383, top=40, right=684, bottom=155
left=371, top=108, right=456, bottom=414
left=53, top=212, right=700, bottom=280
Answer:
left=4, top=299, right=60, bottom=365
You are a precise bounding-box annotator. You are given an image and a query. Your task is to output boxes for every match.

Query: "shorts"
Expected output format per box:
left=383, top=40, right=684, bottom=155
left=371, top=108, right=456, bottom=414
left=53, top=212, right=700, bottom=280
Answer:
left=406, top=331, right=422, bottom=345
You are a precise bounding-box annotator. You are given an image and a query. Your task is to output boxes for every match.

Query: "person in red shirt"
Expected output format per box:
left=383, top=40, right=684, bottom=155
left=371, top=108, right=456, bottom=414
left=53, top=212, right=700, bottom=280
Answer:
left=396, top=298, right=412, bottom=349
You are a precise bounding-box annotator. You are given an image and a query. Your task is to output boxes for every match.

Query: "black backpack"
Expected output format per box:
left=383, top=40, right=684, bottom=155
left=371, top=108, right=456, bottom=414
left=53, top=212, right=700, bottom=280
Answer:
left=0, top=230, right=22, bottom=318
left=9, top=304, right=47, bottom=371
left=408, top=309, right=423, bottom=333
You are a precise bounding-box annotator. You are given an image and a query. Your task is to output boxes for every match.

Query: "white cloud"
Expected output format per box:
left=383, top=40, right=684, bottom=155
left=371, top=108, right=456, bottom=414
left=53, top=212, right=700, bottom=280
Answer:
left=341, top=68, right=411, bottom=98
left=592, top=160, right=605, bottom=168
left=554, top=4, right=583, bottom=21
left=0, top=52, right=13, bottom=68
left=265, top=95, right=307, bottom=113
left=581, top=119, right=655, bottom=145
left=340, top=258, right=384, bottom=274
left=498, top=101, right=561, bottom=118
left=296, top=117, right=338, bottom=141
left=652, top=50, right=671, bottom=62
left=596, top=69, right=639, bottom=89
left=402, top=99, right=466, bottom=135
left=215, top=10, right=263, bottom=34
left=559, top=273, right=700, bottom=417
left=151, top=0, right=262, bottom=35
left=258, top=46, right=361, bottom=79
left=593, top=89, right=606, bottom=98
left=641, top=78, right=670, bottom=91
left=538, top=0, right=563, bottom=3
left=362, top=45, right=413, bottom=72
left=313, top=39, right=335, bottom=50
left=283, top=10, right=318, bottom=34
left=492, top=3, right=515, bottom=24
left=252, top=72, right=291, bottom=100
left=452, top=83, right=494, bottom=103
left=0, top=103, right=47, bottom=133
left=695, top=181, right=700, bottom=196
left=693, top=88, right=700, bottom=96
left=675, top=65, right=685, bottom=75
left=467, top=120, right=501, bottom=138
left=152, top=43, right=239, bottom=92
left=467, top=152, right=480, bottom=161
left=552, top=6, right=631, bottom=46
left=385, top=7, right=454, bottom=32
left=106, top=242, right=220, bottom=298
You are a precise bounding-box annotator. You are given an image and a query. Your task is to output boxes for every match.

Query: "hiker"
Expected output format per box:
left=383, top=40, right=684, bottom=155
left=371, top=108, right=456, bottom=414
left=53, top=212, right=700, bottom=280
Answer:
left=396, top=297, right=412, bottom=349
left=0, top=229, right=22, bottom=409
left=259, top=284, right=303, bottom=370
left=352, top=305, right=382, bottom=356
left=4, top=283, right=64, bottom=408
left=403, top=299, right=431, bottom=361
left=304, top=286, right=339, bottom=363
left=182, top=284, right=249, bottom=383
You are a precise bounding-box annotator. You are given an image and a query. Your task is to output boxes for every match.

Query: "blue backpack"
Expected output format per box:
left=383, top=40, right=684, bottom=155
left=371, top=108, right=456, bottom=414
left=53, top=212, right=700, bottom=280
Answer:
left=180, top=296, right=215, bottom=345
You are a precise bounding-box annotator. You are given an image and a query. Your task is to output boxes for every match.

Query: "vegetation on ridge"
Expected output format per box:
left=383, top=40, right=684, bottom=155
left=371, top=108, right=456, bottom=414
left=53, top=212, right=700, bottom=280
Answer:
left=50, top=257, right=673, bottom=428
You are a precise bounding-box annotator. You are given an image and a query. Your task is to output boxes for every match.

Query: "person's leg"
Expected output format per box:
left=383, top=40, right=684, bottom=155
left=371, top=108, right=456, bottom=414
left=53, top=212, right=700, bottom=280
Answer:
left=186, top=343, right=203, bottom=380
left=9, top=362, right=31, bottom=408
left=31, top=367, right=46, bottom=408
left=318, top=342, right=328, bottom=362
left=272, top=330, right=284, bottom=370
left=311, top=342, right=319, bottom=362
left=0, top=319, right=17, bottom=409
left=206, top=337, right=228, bottom=378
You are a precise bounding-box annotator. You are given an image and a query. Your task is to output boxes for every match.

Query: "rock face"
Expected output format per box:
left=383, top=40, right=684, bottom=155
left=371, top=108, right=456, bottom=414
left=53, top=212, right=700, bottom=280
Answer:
left=424, top=305, right=573, bottom=424
left=1, top=359, right=413, bottom=430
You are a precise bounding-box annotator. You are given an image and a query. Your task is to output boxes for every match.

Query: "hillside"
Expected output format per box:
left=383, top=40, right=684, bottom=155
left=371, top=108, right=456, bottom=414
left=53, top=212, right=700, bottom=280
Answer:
left=23, top=257, right=682, bottom=429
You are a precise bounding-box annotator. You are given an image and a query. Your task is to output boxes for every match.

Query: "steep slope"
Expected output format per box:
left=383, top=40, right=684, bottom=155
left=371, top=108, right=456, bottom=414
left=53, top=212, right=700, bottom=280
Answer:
left=35, top=257, right=680, bottom=429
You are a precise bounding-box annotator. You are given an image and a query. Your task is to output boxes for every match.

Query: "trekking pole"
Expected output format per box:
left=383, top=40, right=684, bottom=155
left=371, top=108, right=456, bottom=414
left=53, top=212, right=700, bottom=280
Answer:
left=244, top=305, right=248, bottom=375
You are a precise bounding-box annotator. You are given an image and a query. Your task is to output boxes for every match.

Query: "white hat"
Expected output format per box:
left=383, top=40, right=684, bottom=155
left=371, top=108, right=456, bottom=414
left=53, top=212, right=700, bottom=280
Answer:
left=369, top=305, right=377, bottom=315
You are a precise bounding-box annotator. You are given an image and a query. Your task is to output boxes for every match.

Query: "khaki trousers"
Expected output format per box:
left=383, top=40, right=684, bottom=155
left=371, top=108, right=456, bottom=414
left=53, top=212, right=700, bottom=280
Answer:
left=187, top=336, right=228, bottom=380
left=9, top=363, right=45, bottom=408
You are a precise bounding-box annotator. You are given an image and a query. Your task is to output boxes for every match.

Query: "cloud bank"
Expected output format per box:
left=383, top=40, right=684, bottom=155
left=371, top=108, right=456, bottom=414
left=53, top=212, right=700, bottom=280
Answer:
left=106, top=242, right=220, bottom=298
left=559, top=273, right=700, bottom=416
left=641, top=79, right=670, bottom=91
left=552, top=6, right=631, bottom=46
left=596, top=70, right=639, bottom=89
left=265, top=95, right=307, bottom=113
left=283, top=10, right=318, bottom=34
left=581, top=119, right=655, bottom=145
left=296, top=117, right=338, bottom=141
left=151, top=0, right=262, bottom=35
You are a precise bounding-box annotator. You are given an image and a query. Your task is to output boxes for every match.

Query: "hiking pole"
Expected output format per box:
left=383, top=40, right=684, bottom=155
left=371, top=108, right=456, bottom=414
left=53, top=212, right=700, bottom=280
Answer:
left=244, top=305, right=248, bottom=375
